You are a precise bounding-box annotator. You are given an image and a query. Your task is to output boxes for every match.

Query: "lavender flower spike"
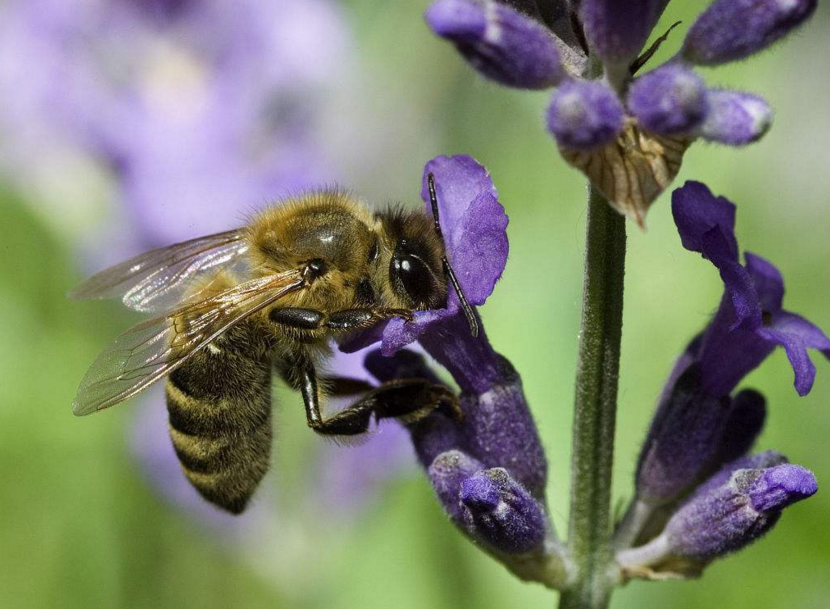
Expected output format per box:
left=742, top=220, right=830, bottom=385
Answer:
left=547, top=80, right=625, bottom=150
left=672, top=181, right=830, bottom=397
left=682, top=0, right=817, bottom=66
left=700, top=90, right=773, bottom=146
left=627, top=65, right=709, bottom=136
left=425, top=0, right=566, bottom=89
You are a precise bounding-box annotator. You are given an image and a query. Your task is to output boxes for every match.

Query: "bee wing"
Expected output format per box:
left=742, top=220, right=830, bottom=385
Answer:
left=69, top=229, right=252, bottom=314
left=72, top=270, right=304, bottom=416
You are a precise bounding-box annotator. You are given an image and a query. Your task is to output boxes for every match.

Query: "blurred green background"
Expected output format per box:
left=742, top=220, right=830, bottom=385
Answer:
left=1, top=1, right=828, bottom=608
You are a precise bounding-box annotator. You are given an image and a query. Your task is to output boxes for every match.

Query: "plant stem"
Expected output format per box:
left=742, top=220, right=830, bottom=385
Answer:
left=559, top=186, right=627, bottom=609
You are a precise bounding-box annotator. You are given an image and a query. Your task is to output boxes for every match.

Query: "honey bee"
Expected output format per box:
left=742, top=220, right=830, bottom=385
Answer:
left=71, top=175, right=476, bottom=514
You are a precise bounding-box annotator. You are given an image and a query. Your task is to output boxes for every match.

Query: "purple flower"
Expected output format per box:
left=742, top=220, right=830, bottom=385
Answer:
left=0, top=0, right=344, bottom=247
left=365, top=350, right=565, bottom=584
left=347, top=157, right=553, bottom=567
left=345, top=154, right=510, bottom=394
left=672, top=181, right=830, bottom=397
left=682, top=0, right=818, bottom=66
left=425, top=0, right=567, bottom=89
left=424, top=0, right=817, bottom=226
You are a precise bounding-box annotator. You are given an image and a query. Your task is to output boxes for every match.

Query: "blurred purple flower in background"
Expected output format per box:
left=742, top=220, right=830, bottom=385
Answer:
left=0, top=0, right=345, bottom=247
left=0, top=0, right=417, bottom=538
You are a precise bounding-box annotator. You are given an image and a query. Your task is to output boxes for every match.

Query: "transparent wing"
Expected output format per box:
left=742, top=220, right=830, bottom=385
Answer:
left=69, top=230, right=252, bottom=314
left=72, top=270, right=305, bottom=416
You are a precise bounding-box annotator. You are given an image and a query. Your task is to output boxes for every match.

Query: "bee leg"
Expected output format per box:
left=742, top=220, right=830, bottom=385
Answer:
left=301, top=368, right=461, bottom=436
left=297, top=361, right=373, bottom=435
left=322, top=376, right=375, bottom=396
left=270, top=307, right=412, bottom=331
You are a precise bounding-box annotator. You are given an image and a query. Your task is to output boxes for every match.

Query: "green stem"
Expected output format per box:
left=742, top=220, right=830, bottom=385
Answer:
left=559, top=187, right=627, bottom=609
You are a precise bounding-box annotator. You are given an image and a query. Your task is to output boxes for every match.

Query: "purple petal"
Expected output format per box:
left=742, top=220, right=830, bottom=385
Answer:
left=697, top=300, right=775, bottom=397
left=671, top=181, right=738, bottom=261
left=627, top=64, right=709, bottom=135
left=748, top=464, right=818, bottom=513
left=381, top=309, right=453, bottom=356
left=761, top=323, right=818, bottom=396
left=682, top=0, right=817, bottom=66
left=745, top=252, right=784, bottom=313
left=700, top=90, right=773, bottom=146
left=546, top=79, right=625, bottom=150
left=579, top=0, right=661, bottom=65
left=425, top=0, right=566, bottom=89
left=769, top=311, right=830, bottom=352
left=701, top=230, right=761, bottom=330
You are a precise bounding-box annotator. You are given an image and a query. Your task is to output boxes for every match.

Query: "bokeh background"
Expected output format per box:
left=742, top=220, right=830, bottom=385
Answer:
left=0, top=1, right=828, bottom=608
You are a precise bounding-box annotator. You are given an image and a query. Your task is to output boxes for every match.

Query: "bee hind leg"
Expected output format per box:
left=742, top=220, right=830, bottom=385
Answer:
left=298, top=363, right=460, bottom=436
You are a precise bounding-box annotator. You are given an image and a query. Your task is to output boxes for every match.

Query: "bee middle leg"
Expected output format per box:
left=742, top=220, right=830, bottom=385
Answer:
left=297, top=362, right=461, bottom=436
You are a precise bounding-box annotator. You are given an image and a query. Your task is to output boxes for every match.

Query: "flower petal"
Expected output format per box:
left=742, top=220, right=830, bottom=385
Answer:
left=671, top=181, right=738, bottom=261
left=745, top=252, right=784, bottom=314
left=761, top=312, right=830, bottom=396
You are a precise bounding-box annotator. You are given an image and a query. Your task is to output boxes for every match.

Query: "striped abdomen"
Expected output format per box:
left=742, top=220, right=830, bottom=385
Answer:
left=165, top=322, right=274, bottom=514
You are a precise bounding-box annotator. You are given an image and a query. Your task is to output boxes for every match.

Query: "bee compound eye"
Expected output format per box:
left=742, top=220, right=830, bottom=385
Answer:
left=391, top=252, right=434, bottom=306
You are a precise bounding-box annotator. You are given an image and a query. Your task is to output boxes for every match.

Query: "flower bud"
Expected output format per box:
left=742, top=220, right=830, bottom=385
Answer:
left=546, top=80, right=625, bottom=150
left=682, top=0, right=817, bottom=66
left=425, top=0, right=566, bottom=89
left=636, top=364, right=733, bottom=505
left=712, top=388, right=767, bottom=466
left=460, top=468, right=547, bottom=553
left=428, top=449, right=483, bottom=523
left=700, top=90, right=773, bottom=145
left=665, top=464, right=817, bottom=561
left=579, top=0, right=661, bottom=65
left=627, top=65, right=709, bottom=135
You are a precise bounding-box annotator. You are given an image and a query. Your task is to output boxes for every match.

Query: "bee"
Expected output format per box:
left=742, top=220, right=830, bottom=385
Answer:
left=71, top=174, right=476, bottom=514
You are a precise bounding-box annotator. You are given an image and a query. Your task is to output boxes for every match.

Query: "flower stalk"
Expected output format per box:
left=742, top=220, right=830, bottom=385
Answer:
left=560, top=185, right=626, bottom=609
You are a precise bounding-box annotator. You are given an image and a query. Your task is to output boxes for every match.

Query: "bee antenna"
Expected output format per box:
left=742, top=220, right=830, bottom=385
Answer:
left=427, top=173, right=479, bottom=338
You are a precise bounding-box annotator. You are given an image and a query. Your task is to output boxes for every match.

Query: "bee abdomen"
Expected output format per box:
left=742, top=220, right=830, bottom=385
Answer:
left=165, top=327, right=274, bottom=514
